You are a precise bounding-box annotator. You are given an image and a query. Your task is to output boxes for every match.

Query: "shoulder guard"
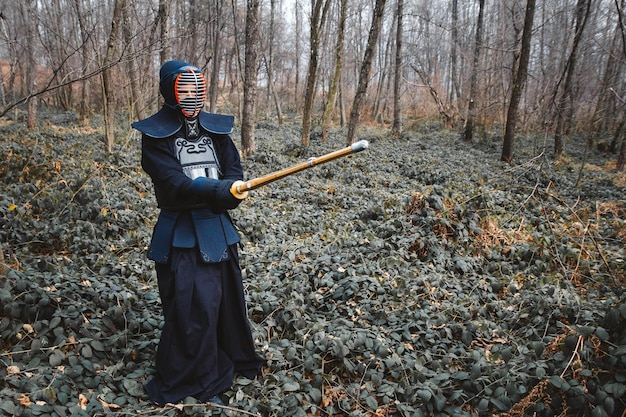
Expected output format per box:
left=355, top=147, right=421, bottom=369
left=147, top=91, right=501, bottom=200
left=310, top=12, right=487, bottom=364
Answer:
left=132, top=107, right=235, bottom=138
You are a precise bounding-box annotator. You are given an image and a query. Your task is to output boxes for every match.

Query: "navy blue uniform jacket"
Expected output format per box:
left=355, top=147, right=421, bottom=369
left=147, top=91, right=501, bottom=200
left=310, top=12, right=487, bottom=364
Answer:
left=134, top=107, right=242, bottom=264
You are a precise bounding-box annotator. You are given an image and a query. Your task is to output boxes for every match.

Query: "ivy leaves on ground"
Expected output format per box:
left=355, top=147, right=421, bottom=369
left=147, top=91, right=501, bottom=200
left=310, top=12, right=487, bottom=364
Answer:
left=0, top=114, right=624, bottom=416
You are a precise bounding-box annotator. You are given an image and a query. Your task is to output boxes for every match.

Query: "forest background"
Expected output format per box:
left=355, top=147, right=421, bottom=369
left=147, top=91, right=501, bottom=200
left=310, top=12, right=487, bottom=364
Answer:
left=0, top=0, right=626, bottom=416
left=0, top=0, right=625, bottom=164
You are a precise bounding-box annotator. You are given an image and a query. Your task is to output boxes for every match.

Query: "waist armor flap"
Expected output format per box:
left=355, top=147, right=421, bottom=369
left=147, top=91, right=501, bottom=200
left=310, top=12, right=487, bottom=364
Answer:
left=192, top=210, right=240, bottom=263
left=147, top=210, right=179, bottom=264
left=147, top=210, right=239, bottom=264
left=172, top=213, right=196, bottom=248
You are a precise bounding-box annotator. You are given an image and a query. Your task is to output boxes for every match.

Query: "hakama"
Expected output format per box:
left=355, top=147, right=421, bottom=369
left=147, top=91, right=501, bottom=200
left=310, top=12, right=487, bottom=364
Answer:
left=145, top=245, right=263, bottom=405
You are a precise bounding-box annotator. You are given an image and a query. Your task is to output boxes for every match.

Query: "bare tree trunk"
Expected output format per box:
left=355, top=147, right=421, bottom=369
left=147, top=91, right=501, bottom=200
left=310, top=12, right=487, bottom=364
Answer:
left=242, top=0, right=260, bottom=157
left=159, top=0, right=170, bottom=63
left=122, top=4, right=144, bottom=121
left=339, top=80, right=346, bottom=126
left=0, top=66, right=6, bottom=109
left=461, top=0, right=485, bottom=142
left=321, top=0, right=348, bottom=142
left=23, top=0, right=37, bottom=130
left=73, top=0, right=91, bottom=120
left=591, top=20, right=622, bottom=148
left=102, top=0, right=126, bottom=153
left=48, top=0, right=72, bottom=110
left=266, top=0, right=275, bottom=114
left=371, top=23, right=393, bottom=123
left=501, top=0, right=536, bottom=164
left=229, top=0, right=244, bottom=110
left=209, top=0, right=223, bottom=113
left=301, top=0, right=332, bottom=147
left=391, top=0, right=403, bottom=136
left=617, top=121, right=626, bottom=170
left=189, top=0, right=199, bottom=64
left=266, top=0, right=283, bottom=124
left=612, top=0, right=626, bottom=169
left=553, top=0, right=591, bottom=158
left=294, top=0, right=302, bottom=110
left=449, top=0, right=460, bottom=104
left=271, top=84, right=284, bottom=124
left=346, top=0, right=387, bottom=145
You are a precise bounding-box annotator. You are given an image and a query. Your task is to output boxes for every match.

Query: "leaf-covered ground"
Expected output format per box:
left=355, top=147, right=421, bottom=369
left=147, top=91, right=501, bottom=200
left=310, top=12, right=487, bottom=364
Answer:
left=0, top=113, right=625, bottom=417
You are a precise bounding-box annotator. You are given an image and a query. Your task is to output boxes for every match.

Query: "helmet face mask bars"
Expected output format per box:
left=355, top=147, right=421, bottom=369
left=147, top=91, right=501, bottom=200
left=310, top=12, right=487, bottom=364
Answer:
left=174, top=69, right=207, bottom=119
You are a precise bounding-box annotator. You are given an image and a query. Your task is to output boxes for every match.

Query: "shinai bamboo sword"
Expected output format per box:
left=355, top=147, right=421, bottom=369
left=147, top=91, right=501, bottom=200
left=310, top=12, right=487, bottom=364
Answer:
left=230, top=139, right=370, bottom=199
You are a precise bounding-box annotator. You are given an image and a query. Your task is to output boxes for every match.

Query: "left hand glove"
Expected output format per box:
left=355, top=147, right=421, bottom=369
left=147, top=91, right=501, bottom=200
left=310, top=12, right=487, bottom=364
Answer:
left=214, top=179, right=241, bottom=210
left=189, top=177, right=242, bottom=210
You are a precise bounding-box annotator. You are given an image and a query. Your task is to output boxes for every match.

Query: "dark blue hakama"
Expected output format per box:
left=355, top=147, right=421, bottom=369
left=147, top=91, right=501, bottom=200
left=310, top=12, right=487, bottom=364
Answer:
left=145, top=245, right=263, bottom=405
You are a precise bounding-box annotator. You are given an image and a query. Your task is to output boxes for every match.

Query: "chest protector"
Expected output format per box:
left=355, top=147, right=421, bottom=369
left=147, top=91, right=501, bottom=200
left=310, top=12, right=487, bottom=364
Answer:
left=175, top=128, right=222, bottom=180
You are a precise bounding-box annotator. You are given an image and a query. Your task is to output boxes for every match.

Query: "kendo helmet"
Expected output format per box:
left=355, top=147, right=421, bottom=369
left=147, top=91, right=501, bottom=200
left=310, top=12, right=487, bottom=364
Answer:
left=159, top=60, right=207, bottom=119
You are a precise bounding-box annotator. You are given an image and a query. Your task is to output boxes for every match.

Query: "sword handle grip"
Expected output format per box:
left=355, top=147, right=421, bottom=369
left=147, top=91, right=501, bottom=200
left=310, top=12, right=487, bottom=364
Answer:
left=230, top=180, right=249, bottom=200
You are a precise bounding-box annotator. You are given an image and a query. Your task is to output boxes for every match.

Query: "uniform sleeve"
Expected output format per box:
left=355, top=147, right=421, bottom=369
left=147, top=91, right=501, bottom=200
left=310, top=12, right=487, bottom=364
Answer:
left=215, top=134, right=244, bottom=182
left=141, top=134, right=194, bottom=201
left=141, top=134, right=244, bottom=210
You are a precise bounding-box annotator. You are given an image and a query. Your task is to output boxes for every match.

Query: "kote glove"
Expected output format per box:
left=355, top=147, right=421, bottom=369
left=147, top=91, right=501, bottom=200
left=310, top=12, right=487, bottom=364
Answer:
left=189, top=177, right=243, bottom=210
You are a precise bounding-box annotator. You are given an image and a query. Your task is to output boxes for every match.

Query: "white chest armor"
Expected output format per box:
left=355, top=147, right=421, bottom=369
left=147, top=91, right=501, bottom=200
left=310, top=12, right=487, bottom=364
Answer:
left=174, top=134, right=221, bottom=180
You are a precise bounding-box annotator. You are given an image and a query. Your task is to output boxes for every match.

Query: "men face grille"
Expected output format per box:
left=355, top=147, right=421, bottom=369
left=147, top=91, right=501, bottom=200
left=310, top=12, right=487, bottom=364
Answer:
left=174, top=70, right=207, bottom=119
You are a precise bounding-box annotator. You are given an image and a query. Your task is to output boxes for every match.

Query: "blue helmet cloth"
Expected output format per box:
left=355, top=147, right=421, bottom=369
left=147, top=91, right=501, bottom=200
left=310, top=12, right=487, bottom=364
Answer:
left=132, top=60, right=235, bottom=138
left=159, top=60, right=197, bottom=109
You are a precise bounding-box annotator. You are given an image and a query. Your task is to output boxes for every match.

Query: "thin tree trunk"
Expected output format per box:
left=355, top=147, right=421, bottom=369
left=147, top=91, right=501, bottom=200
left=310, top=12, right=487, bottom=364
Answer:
left=591, top=20, right=621, bottom=147
left=73, top=0, right=91, bottom=120
left=553, top=0, right=591, bottom=158
left=122, top=4, right=144, bottom=121
left=321, top=0, right=348, bottom=142
left=25, top=0, right=37, bottom=130
left=294, top=0, right=301, bottom=109
left=612, top=0, right=626, bottom=168
left=229, top=0, right=244, bottom=110
left=209, top=0, right=223, bottom=113
left=461, top=0, right=485, bottom=142
left=339, top=80, right=346, bottom=126
left=610, top=118, right=625, bottom=153
left=266, top=0, right=275, bottom=115
left=449, top=0, right=460, bottom=104
left=346, top=0, right=387, bottom=145
left=241, top=0, right=260, bottom=157
left=266, top=0, right=283, bottom=124
left=159, top=0, right=170, bottom=63
left=102, top=0, right=126, bottom=153
left=372, top=28, right=393, bottom=122
left=617, top=123, right=626, bottom=170
left=501, top=0, right=536, bottom=164
left=50, top=0, right=71, bottom=110
left=391, top=0, right=403, bottom=136
left=189, top=0, right=199, bottom=64
left=301, top=0, right=332, bottom=147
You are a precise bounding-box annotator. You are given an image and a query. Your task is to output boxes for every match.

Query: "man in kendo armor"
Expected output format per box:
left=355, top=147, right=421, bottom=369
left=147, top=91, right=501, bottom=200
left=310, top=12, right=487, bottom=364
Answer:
left=132, top=60, right=263, bottom=406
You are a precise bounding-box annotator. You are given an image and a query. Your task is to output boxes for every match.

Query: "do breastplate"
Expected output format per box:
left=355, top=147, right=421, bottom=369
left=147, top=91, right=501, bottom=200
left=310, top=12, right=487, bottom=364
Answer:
left=174, top=133, right=221, bottom=180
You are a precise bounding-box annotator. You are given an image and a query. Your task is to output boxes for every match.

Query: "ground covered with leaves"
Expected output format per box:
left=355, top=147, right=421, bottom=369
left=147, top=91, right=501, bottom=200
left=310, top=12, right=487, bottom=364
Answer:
left=0, top=113, right=625, bottom=417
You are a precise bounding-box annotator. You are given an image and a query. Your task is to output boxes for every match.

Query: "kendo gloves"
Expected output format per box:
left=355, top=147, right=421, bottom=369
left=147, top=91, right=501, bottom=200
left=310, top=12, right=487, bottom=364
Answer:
left=188, top=177, right=243, bottom=211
